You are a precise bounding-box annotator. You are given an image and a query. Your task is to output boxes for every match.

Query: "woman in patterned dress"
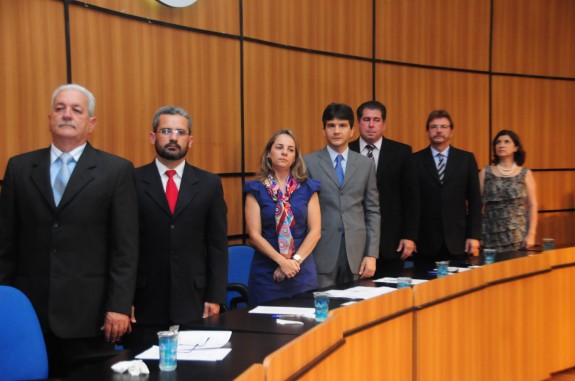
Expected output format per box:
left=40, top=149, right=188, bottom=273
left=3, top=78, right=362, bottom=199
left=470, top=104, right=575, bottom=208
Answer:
left=479, top=130, right=538, bottom=253
left=243, top=130, right=321, bottom=305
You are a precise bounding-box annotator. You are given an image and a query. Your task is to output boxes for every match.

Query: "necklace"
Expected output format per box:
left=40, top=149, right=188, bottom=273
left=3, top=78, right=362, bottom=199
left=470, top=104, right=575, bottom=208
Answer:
left=496, top=162, right=517, bottom=177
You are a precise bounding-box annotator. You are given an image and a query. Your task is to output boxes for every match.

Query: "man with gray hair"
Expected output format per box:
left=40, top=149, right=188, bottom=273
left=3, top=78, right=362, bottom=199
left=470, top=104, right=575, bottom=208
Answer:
left=0, top=84, right=139, bottom=377
left=125, top=106, right=228, bottom=349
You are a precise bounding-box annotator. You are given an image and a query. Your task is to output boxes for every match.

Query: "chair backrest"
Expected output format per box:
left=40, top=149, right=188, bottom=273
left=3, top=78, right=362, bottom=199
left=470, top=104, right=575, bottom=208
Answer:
left=227, top=245, right=255, bottom=309
left=0, top=286, right=49, bottom=380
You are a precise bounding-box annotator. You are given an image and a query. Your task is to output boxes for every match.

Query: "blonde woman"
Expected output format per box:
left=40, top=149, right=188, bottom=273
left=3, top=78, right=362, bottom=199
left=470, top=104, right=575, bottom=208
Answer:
left=244, top=130, right=321, bottom=305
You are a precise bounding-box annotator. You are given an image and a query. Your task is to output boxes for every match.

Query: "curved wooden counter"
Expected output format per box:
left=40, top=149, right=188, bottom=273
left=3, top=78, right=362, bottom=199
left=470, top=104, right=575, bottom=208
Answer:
left=240, top=247, right=575, bottom=380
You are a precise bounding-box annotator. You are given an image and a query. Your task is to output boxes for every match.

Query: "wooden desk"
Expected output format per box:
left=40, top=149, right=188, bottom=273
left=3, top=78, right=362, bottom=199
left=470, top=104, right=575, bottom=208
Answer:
left=63, top=247, right=575, bottom=381
left=413, top=265, right=486, bottom=381
left=547, top=247, right=575, bottom=374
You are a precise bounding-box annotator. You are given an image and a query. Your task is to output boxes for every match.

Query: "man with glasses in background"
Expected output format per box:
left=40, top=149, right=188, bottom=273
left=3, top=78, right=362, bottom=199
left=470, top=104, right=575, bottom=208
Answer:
left=413, top=109, right=482, bottom=269
left=124, top=106, right=228, bottom=349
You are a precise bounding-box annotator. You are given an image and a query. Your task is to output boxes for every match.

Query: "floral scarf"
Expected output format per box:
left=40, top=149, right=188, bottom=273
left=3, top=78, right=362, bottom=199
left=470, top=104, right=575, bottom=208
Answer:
left=263, top=174, right=300, bottom=258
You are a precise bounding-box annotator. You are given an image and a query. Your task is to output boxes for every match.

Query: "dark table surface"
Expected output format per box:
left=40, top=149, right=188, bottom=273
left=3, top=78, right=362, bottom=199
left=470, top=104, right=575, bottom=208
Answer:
left=65, top=331, right=294, bottom=381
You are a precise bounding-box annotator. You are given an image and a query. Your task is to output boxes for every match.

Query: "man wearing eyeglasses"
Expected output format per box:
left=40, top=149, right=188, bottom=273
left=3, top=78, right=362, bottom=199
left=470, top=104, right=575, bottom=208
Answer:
left=413, top=109, right=482, bottom=269
left=125, top=106, right=228, bottom=349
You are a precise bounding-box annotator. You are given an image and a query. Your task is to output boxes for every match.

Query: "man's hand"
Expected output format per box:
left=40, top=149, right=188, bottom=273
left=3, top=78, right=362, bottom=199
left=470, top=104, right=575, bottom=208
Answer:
left=101, top=311, right=131, bottom=342
left=203, top=302, right=221, bottom=318
left=358, top=256, right=376, bottom=279
left=397, top=239, right=416, bottom=260
left=465, top=239, right=480, bottom=255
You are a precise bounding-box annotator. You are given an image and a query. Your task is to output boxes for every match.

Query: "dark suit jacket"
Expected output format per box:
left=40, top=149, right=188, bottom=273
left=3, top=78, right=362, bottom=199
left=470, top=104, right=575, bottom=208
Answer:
left=133, top=162, right=228, bottom=325
left=0, top=143, right=139, bottom=338
left=414, top=146, right=482, bottom=256
left=349, top=138, right=419, bottom=261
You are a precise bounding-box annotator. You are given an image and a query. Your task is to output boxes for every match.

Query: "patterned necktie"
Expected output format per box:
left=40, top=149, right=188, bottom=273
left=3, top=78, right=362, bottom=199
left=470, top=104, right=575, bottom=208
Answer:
left=53, top=152, right=74, bottom=206
left=436, top=153, right=445, bottom=184
left=365, top=144, right=375, bottom=161
left=165, top=170, right=178, bottom=214
left=335, top=154, right=345, bottom=186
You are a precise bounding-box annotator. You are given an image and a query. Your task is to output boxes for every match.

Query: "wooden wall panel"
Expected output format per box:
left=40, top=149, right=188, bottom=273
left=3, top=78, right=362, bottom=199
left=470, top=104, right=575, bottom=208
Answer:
left=376, top=0, right=490, bottom=71
left=538, top=212, right=575, bottom=247
left=376, top=64, right=490, bottom=165
left=243, top=43, right=372, bottom=171
left=69, top=6, right=241, bottom=173
left=533, top=172, right=575, bottom=211
left=492, top=77, right=575, bottom=169
left=243, top=0, right=372, bottom=57
left=492, top=0, right=575, bottom=77
left=223, top=177, right=244, bottom=237
left=0, top=0, right=67, bottom=178
left=79, top=0, right=240, bottom=35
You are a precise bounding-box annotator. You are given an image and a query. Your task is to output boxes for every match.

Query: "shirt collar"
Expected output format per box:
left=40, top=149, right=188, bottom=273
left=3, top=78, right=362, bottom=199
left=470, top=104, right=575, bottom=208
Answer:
left=50, top=143, right=87, bottom=164
left=431, top=145, right=450, bottom=158
left=155, top=158, right=186, bottom=178
left=326, top=145, right=349, bottom=163
left=359, top=137, right=382, bottom=152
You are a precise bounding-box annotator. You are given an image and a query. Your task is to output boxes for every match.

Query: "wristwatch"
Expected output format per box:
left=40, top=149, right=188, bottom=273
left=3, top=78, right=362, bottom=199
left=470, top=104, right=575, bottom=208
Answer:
left=292, top=254, right=303, bottom=264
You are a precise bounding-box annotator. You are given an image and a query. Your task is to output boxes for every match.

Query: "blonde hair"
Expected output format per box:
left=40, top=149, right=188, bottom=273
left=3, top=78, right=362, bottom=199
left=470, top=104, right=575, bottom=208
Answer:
left=256, top=130, right=308, bottom=182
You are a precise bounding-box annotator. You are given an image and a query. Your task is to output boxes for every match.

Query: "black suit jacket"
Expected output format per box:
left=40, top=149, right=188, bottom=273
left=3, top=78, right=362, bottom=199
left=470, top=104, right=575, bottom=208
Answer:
left=414, top=146, right=482, bottom=256
left=0, top=143, right=139, bottom=338
left=133, top=162, right=228, bottom=325
left=349, top=138, right=420, bottom=261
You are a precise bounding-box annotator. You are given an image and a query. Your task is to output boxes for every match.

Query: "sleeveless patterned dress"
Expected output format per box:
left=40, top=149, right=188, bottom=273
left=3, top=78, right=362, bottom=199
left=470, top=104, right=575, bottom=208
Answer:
left=481, top=166, right=529, bottom=253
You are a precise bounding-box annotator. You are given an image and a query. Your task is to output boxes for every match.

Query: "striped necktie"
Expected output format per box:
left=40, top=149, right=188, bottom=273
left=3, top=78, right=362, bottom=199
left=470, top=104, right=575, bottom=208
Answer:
left=365, top=144, right=375, bottom=161
left=436, top=153, right=445, bottom=184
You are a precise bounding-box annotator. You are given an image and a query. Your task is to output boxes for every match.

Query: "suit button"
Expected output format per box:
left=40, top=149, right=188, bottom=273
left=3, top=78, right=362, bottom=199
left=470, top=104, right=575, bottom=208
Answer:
left=170, top=225, right=175, bottom=230
left=53, top=223, right=59, bottom=228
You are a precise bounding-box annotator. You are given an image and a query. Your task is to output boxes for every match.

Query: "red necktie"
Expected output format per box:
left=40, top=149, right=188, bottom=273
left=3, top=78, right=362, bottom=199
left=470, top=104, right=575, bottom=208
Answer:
left=165, top=170, right=178, bottom=214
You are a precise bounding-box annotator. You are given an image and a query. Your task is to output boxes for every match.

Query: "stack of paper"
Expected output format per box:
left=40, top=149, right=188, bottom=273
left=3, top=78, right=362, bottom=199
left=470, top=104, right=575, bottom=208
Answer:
left=136, top=330, right=232, bottom=361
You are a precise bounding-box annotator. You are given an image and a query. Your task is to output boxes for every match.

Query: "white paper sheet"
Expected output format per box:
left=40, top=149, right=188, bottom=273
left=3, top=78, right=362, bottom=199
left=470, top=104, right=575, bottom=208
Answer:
left=324, top=286, right=396, bottom=299
left=248, top=306, right=315, bottom=317
left=135, top=346, right=231, bottom=361
left=134, top=330, right=233, bottom=362
left=374, top=277, right=429, bottom=284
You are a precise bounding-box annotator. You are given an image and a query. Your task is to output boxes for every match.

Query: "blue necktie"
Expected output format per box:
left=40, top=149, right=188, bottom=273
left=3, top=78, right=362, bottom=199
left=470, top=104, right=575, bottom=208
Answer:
left=53, top=152, right=74, bottom=206
left=335, top=154, right=344, bottom=186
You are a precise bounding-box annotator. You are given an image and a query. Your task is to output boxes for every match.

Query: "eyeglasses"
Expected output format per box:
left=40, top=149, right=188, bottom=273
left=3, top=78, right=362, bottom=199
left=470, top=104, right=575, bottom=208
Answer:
left=157, top=128, right=189, bottom=136
left=429, top=124, right=451, bottom=130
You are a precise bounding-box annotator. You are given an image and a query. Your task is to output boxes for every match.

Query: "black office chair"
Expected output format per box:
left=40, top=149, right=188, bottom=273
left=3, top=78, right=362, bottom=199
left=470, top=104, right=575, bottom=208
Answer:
left=226, top=245, right=255, bottom=310
left=0, top=286, right=49, bottom=380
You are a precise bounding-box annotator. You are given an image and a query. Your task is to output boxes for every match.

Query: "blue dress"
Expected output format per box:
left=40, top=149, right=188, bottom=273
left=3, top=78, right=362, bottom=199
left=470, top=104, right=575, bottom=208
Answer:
left=243, top=179, right=320, bottom=305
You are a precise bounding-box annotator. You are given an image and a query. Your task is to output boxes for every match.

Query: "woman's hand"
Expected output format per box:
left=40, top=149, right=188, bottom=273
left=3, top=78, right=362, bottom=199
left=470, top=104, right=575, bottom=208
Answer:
left=522, top=233, right=536, bottom=248
left=279, top=257, right=300, bottom=279
left=273, top=267, right=286, bottom=282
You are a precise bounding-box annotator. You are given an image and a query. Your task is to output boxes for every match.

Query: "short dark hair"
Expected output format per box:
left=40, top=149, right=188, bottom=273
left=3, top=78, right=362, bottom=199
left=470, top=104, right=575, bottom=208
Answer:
left=322, top=103, right=354, bottom=128
left=492, top=130, right=526, bottom=165
left=357, top=100, right=387, bottom=121
left=425, top=109, right=454, bottom=130
left=152, top=106, right=192, bottom=134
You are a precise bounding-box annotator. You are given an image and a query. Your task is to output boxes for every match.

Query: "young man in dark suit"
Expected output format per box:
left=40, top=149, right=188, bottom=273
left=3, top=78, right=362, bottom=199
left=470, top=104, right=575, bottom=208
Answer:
left=0, top=84, right=139, bottom=377
left=126, top=106, right=228, bottom=349
left=349, top=101, right=420, bottom=277
left=413, top=109, right=482, bottom=269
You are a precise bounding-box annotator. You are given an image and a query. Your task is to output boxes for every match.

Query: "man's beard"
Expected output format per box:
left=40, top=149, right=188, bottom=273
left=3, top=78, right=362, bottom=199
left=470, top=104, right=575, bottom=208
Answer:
left=155, top=142, right=188, bottom=161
